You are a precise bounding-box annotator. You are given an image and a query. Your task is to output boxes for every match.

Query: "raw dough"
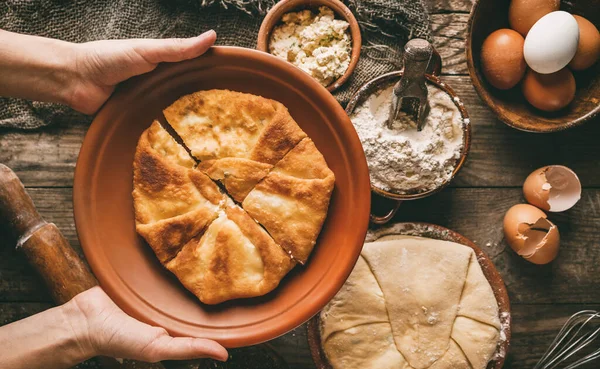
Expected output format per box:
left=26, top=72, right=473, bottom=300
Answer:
left=321, top=236, right=500, bottom=369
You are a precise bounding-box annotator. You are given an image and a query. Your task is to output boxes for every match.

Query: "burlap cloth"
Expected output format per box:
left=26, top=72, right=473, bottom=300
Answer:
left=0, top=0, right=431, bottom=129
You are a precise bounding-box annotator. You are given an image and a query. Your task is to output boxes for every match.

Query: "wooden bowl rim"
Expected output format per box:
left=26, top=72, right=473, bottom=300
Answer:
left=256, top=0, right=362, bottom=93
left=307, top=222, right=511, bottom=369
left=345, top=71, right=472, bottom=201
left=465, top=0, right=600, bottom=133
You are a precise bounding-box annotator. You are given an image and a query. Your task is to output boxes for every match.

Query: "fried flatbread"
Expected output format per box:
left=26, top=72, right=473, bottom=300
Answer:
left=243, top=138, right=335, bottom=263
left=166, top=204, right=296, bottom=304
left=163, top=90, right=307, bottom=200
left=163, top=89, right=306, bottom=163
left=133, top=121, right=224, bottom=263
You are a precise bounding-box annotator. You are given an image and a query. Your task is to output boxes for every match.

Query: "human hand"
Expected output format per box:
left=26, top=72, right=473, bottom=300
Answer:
left=66, top=286, right=228, bottom=362
left=67, top=30, right=217, bottom=114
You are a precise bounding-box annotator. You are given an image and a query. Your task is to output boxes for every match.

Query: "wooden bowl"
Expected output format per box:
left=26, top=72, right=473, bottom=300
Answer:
left=346, top=72, right=472, bottom=224
left=466, top=0, right=600, bottom=132
left=256, top=0, right=361, bottom=93
left=307, top=222, right=511, bottom=369
left=73, top=46, right=371, bottom=348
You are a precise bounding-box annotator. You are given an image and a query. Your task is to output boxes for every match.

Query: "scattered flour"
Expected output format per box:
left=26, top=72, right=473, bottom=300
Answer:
left=350, top=83, right=464, bottom=194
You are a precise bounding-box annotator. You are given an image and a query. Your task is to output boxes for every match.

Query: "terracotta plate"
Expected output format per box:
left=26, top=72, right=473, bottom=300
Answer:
left=73, top=46, right=371, bottom=347
left=308, top=222, right=511, bottom=369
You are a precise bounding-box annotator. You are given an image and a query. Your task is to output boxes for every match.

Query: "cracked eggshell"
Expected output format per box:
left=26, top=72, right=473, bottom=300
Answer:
left=523, top=165, right=581, bottom=212
left=503, top=204, right=560, bottom=264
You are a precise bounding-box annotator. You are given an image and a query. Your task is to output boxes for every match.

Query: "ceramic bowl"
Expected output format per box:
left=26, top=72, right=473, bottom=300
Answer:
left=73, top=46, right=370, bottom=347
left=307, top=222, right=511, bottom=369
left=466, top=0, right=600, bottom=132
left=346, top=71, right=471, bottom=224
left=256, top=0, right=361, bottom=92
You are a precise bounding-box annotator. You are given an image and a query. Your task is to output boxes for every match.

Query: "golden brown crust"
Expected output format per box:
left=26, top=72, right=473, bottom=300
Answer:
left=243, top=138, right=335, bottom=263
left=197, top=158, right=273, bottom=202
left=249, top=106, right=307, bottom=165
left=133, top=122, right=224, bottom=263
left=163, top=89, right=305, bottom=164
left=166, top=206, right=295, bottom=304
left=145, top=120, right=196, bottom=169
left=136, top=208, right=218, bottom=264
left=224, top=206, right=296, bottom=284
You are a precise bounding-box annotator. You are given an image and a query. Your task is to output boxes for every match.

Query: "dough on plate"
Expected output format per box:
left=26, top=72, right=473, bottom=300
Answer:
left=133, top=121, right=224, bottom=263
left=243, top=137, right=335, bottom=263
left=320, top=236, right=501, bottom=369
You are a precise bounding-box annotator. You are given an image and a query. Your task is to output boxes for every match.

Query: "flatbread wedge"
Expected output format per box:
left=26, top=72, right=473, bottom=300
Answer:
left=163, top=89, right=306, bottom=163
left=243, top=137, right=335, bottom=264
left=163, top=90, right=307, bottom=201
left=133, top=121, right=224, bottom=263
left=166, top=203, right=296, bottom=304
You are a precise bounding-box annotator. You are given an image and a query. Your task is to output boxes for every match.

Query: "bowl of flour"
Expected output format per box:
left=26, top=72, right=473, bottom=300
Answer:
left=347, top=71, right=471, bottom=220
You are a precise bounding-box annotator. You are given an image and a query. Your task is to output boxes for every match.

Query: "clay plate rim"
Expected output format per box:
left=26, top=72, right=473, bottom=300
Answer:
left=73, top=46, right=371, bottom=347
left=256, top=0, right=362, bottom=93
left=345, top=71, right=472, bottom=201
left=307, top=222, right=511, bottom=369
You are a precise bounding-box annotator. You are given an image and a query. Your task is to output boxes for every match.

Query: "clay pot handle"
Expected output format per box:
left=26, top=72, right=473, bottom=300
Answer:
left=370, top=200, right=402, bottom=224
left=428, top=47, right=442, bottom=77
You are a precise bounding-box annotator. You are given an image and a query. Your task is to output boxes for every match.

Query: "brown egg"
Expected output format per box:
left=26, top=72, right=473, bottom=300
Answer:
left=569, top=15, right=600, bottom=71
left=523, top=166, right=581, bottom=212
left=509, top=0, right=560, bottom=36
left=522, top=68, right=576, bottom=111
left=480, top=29, right=527, bottom=90
left=503, top=204, right=560, bottom=265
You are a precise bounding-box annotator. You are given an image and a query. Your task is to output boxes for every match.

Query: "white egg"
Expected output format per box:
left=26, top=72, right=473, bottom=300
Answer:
left=524, top=11, right=580, bottom=74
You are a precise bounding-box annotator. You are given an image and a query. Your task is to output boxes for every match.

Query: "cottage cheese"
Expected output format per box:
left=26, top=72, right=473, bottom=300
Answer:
left=269, top=6, right=351, bottom=87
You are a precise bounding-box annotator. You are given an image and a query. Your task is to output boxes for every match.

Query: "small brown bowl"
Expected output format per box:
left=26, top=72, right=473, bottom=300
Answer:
left=466, top=0, right=600, bottom=132
left=257, top=0, right=362, bottom=93
left=346, top=72, right=472, bottom=224
left=307, top=222, right=511, bottom=369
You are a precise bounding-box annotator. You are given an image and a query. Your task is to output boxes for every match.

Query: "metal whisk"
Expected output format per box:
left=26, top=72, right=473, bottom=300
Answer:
left=534, top=310, right=600, bottom=369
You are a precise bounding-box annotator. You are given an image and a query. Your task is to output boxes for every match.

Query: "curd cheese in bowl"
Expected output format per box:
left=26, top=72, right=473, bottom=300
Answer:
left=269, top=6, right=351, bottom=87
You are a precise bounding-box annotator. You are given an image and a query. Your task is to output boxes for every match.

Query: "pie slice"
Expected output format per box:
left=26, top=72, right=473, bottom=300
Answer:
left=133, top=121, right=224, bottom=263
left=166, top=203, right=296, bottom=304
left=163, top=89, right=306, bottom=163
left=163, top=90, right=307, bottom=200
left=243, top=137, right=335, bottom=264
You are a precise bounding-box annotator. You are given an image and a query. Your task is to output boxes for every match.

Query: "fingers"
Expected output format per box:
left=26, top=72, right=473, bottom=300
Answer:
left=131, top=30, right=217, bottom=64
left=141, top=335, right=229, bottom=362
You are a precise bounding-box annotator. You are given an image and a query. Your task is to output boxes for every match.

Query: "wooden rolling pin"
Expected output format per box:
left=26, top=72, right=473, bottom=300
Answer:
left=0, top=164, right=197, bottom=369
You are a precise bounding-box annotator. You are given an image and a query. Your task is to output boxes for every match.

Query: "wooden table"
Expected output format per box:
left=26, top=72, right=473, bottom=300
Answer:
left=1, top=0, right=599, bottom=368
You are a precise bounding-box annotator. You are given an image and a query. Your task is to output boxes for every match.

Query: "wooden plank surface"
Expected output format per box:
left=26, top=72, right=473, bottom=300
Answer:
left=2, top=0, right=600, bottom=368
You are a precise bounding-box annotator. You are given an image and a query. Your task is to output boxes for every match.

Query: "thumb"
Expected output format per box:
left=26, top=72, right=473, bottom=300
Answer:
left=132, top=30, right=217, bottom=64
left=140, top=335, right=228, bottom=362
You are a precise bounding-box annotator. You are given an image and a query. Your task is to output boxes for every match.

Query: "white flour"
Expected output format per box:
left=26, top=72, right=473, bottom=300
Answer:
left=350, top=83, right=464, bottom=194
